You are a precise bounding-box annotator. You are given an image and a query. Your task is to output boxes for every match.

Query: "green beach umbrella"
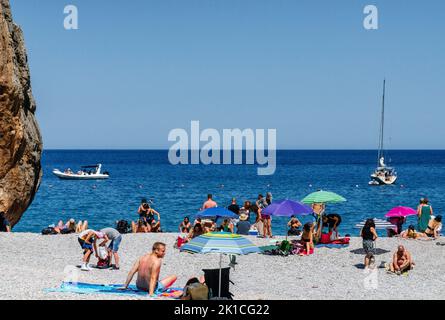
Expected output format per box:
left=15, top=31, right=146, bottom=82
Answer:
left=301, top=190, right=347, bottom=204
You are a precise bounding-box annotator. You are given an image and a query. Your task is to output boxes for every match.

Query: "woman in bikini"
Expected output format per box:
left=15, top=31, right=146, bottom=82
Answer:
left=424, top=215, right=442, bottom=239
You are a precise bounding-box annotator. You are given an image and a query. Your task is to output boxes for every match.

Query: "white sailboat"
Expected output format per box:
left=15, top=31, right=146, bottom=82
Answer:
left=369, top=80, right=397, bottom=185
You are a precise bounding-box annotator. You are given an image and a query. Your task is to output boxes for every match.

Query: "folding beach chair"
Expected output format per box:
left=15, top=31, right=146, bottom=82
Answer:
left=202, top=267, right=234, bottom=300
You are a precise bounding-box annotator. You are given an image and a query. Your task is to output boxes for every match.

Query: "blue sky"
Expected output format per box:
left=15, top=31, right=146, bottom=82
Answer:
left=9, top=0, right=445, bottom=149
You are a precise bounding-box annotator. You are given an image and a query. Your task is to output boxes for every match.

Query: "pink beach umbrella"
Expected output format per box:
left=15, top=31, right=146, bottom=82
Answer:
left=385, top=206, right=417, bottom=218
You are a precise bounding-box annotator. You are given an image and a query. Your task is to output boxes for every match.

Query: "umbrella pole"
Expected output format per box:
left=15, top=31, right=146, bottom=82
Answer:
left=218, top=253, right=222, bottom=298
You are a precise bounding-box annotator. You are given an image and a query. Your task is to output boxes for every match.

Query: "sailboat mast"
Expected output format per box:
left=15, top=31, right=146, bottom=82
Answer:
left=378, top=79, right=386, bottom=166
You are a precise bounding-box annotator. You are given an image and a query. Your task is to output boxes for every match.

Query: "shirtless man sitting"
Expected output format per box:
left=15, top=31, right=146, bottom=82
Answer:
left=389, top=245, right=414, bottom=274
left=121, top=242, right=177, bottom=297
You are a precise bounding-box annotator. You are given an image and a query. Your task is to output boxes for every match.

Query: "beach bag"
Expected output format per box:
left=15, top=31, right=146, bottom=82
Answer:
left=186, top=283, right=209, bottom=300
left=98, top=246, right=108, bottom=260
left=41, top=227, right=57, bottom=235
left=175, top=236, right=186, bottom=249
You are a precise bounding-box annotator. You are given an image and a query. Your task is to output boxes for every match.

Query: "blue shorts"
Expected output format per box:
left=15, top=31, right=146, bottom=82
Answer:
left=78, top=238, right=93, bottom=251
left=108, top=235, right=122, bottom=252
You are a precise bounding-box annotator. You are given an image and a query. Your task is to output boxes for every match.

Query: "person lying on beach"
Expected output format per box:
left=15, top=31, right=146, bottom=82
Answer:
left=78, top=229, right=101, bottom=271
left=75, top=220, right=89, bottom=233
left=202, top=194, right=217, bottom=210
left=389, top=245, right=414, bottom=274
left=299, top=222, right=315, bottom=255
left=424, top=215, right=442, bottom=239
left=288, top=215, right=302, bottom=236
left=53, top=219, right=76, bottom=234
left=179, top=216, right=191, bottom=233
left=400, top=225, right=427, bottom=240
left=0, top=212, right=11, bottom=232
left=121, top=242, right=177, bottom=297
left=98, top=227, right=122, bottom=270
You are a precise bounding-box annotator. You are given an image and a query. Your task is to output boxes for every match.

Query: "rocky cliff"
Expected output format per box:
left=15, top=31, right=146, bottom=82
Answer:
left=0, top=0, right=42, bottom=227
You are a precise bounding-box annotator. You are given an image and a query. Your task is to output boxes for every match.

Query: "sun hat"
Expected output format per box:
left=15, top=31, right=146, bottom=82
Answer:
left=239, top=213, right=248, bottom=221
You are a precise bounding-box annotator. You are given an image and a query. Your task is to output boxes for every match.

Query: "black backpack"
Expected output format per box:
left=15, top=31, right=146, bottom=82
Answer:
left=116, top=220, right=130, bottom=234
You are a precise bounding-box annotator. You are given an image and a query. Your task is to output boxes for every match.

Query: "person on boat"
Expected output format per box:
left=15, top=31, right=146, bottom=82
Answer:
left=400, top=225, right=427, bottom=239
left=424, top=215, right=442, bottom=239
left=228, top=198, right=240, bottom=215
left=236, top=213, right=251, bottom=235
left=54, top=219, right=76, bottom=234
left=179, top=216, right=191, bottom=233
left=299, top=222, right=315, bottom=256
left=98, top=227, right=122, bottom=270
left=360, top=219, right=378, bottom=268
left=287, top=215, right=302, bottom=236
left=202, top=194, right=217, bottom=210
left=389, top=245, right=414, bottom=274
left=417, top=198, right=433, bottom=232
left=0, top=212, right=11, bottom=233
left=78, top=229, right=101, bottom=271
left=121, top=242, right=177, bottom=296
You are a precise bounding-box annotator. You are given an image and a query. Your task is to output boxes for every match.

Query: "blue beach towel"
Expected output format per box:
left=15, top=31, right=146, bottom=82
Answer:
left=45, top=282, right=183, bottom=298
left=315, top=243, right=349, bottom=249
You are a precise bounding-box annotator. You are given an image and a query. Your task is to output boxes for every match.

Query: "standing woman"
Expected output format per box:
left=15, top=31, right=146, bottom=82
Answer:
left=360, top=219, right=378, bottom=268
left=417, top=198, right=433, bottom=232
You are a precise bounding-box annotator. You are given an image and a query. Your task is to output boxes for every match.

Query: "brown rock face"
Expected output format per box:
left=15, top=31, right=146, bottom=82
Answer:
left=0, top=0, right=42, bottom=227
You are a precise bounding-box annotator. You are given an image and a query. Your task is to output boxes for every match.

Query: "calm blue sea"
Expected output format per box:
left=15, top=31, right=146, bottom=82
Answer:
left=14, top=150, right=445, bottom=236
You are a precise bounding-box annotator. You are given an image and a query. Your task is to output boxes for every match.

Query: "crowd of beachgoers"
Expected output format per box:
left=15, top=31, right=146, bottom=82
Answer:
left=0, top=194, right=442, bottom=299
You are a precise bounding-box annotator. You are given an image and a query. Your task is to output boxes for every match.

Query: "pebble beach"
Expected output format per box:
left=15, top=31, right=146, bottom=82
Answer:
left=0, top=232, right=444, bottom=300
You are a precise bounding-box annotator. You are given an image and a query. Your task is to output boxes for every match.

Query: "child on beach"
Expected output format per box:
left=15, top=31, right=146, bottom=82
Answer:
left=299, top=222, right=314, bottom=256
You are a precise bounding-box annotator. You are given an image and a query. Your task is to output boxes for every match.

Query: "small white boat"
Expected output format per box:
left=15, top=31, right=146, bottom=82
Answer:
left=369, top=80, right=397, bottom=186
left=53, top=164, right=110, bottom=180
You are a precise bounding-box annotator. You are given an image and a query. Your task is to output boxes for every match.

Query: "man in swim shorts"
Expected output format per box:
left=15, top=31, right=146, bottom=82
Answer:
left=122, top=242, right=177, bottom=296
left=390, top=245, right=414, bottom=274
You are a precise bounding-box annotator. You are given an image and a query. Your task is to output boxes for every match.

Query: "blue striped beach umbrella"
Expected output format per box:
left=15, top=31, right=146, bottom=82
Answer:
left=180, top=232, right=260, bottom=255
left=180, top=232, right=260, bottom=297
